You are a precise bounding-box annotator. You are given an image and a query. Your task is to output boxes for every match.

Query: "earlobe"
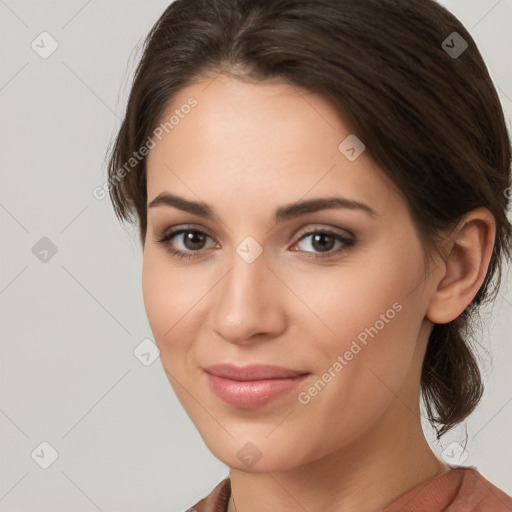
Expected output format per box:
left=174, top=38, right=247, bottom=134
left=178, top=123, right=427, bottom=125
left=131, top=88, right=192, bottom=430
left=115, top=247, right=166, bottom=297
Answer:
left=426, top=208, right=496, bottom=325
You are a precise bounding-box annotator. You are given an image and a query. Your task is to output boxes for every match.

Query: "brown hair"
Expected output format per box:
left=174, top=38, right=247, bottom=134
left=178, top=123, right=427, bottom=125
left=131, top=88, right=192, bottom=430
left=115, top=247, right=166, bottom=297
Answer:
left=106, top=0, right=512, bottom=438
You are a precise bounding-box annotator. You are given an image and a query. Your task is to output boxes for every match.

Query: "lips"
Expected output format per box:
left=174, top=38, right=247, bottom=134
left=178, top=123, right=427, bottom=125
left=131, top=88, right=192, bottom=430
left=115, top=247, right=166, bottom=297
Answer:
left=203, top=363, right=310, bottom=409
left=203, top=363, right=309, bottom=381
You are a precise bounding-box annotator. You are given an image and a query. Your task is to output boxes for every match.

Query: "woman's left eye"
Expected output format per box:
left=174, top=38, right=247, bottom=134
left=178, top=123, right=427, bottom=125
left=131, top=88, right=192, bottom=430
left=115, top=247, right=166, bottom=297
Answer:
left=292, top=229, right=355, bottom=259
left=155, top=227, right=355, bottom=260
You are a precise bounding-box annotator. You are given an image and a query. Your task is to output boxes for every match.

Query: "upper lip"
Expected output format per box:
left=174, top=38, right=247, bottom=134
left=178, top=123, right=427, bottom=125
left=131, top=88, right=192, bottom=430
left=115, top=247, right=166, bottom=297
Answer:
left=203, top=363, right=309, bottom=381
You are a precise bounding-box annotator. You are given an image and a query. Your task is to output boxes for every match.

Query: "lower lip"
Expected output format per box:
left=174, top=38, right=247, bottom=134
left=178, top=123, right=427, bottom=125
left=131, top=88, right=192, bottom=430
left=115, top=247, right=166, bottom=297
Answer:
left=205, top=372, right=309, bottom=409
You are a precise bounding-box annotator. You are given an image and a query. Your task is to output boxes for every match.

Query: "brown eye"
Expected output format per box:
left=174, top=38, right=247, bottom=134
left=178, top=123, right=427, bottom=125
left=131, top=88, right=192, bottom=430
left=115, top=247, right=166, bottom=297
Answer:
left=156, top=228, right=216, bottom=259
left=292, top=229, right=355, bottom=259
left=180, top=230, right=208, bottom=251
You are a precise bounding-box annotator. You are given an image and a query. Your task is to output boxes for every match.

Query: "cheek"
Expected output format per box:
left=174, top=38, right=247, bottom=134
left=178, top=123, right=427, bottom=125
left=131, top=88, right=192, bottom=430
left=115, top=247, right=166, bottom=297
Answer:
left=294, top=244, right=423, bottom=355
left=142, top=250, right=212, bottom=367
left=142, top=251, right=190, bottom=346
left=296, top=240, right=426, bottom=420
left=304, top=301, right=421, bottom=446
left=297, top=281, right=420, bottom=402
left=142, top=254, right=169, bottom=337
left=326, top=271, right=418, bottom=354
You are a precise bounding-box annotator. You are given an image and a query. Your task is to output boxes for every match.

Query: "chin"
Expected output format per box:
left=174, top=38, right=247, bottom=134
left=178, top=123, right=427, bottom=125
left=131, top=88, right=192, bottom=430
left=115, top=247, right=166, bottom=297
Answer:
left=201, top=432, right=310, bottom=473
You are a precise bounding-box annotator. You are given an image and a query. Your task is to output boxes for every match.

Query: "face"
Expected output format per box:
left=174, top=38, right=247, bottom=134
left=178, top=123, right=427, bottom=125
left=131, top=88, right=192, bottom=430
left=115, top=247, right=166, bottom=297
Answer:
left=142, top=74, right=436, bottom=472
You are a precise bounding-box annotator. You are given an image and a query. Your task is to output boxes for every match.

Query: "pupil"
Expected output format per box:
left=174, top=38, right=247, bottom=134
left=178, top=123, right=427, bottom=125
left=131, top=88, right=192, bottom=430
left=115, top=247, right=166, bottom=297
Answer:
left=312, top=233, right=334, bottom=252
left=185, top=231, right=205, bottom=250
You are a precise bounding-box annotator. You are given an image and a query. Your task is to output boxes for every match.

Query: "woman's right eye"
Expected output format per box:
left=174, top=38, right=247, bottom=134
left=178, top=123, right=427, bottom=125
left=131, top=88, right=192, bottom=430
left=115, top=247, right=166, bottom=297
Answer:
left=156, top=228, right=217, bottom=259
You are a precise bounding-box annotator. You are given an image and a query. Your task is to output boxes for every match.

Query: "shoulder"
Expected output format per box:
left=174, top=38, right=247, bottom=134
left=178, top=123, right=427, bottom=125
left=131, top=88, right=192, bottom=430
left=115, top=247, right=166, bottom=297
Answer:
left=450, top=466, right=512, bottom=511
left=185, top=477, right=231, bottom=512
left=383, top=466, right=512, bottom=512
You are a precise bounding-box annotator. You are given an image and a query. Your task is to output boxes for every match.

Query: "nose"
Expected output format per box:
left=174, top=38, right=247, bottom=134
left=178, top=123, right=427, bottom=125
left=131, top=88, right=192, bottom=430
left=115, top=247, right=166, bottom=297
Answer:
left=210, top=247, right=287, bottom=345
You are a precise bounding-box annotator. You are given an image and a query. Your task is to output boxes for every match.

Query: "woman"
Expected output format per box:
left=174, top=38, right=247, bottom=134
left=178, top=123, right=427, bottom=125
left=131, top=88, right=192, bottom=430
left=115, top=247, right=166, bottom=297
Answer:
left=106, top=0, right=512, bottom=510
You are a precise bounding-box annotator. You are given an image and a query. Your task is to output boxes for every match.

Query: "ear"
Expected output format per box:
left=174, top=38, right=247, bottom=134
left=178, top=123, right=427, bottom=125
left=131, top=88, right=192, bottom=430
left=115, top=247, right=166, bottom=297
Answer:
left=426, top=207, right=496, bottom=324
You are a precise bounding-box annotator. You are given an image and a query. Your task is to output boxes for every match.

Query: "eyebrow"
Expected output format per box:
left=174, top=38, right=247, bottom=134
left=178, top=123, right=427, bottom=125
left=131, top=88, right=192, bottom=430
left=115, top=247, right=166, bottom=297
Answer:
left=147, top=192, right=377, bottom=222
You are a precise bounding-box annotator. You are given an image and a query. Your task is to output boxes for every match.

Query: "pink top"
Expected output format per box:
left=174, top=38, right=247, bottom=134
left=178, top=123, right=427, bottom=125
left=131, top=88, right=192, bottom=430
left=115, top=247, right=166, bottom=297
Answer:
left=188, top=466, right=512, bottom=512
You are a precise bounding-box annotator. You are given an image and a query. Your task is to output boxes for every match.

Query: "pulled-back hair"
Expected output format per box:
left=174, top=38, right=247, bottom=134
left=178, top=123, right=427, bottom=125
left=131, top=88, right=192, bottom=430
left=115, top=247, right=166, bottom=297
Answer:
left=106, top=0, right=512, bottom=438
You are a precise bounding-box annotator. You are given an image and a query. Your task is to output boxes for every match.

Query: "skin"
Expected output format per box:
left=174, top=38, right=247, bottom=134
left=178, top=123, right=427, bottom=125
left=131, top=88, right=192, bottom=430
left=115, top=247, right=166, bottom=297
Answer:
left=142, top=74, right=496, bottom=512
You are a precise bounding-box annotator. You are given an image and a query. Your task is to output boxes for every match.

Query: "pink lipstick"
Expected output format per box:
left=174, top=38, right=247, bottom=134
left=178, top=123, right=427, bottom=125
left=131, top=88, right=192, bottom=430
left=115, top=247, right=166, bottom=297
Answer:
left=203, top=363, right=310, bottom=409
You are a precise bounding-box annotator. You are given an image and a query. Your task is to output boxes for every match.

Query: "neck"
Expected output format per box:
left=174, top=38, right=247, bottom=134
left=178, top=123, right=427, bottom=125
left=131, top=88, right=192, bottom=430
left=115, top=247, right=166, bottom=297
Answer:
left=226, top=405, right=450, bottom=512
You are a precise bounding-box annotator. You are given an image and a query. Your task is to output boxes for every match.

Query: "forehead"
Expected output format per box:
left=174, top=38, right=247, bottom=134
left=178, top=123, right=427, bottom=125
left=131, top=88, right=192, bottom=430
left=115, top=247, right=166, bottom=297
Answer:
left=145, top=75, right=398, bottom=218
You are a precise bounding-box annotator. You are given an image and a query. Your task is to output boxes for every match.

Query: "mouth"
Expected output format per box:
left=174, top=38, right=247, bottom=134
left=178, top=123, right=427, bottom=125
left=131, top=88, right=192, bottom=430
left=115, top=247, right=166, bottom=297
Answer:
left=203, top=363, right=310, bottom=409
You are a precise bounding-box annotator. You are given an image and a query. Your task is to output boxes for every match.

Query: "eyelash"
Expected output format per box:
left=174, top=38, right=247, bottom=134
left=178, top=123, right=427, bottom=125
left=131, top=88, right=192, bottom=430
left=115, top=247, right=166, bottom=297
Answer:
left=156, top=226, right=355, bottom=261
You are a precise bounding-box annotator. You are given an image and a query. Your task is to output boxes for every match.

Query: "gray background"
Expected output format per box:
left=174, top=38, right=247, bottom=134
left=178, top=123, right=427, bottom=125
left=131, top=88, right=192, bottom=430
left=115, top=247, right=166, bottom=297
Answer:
left=0, top=1, right=511, bottom=510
